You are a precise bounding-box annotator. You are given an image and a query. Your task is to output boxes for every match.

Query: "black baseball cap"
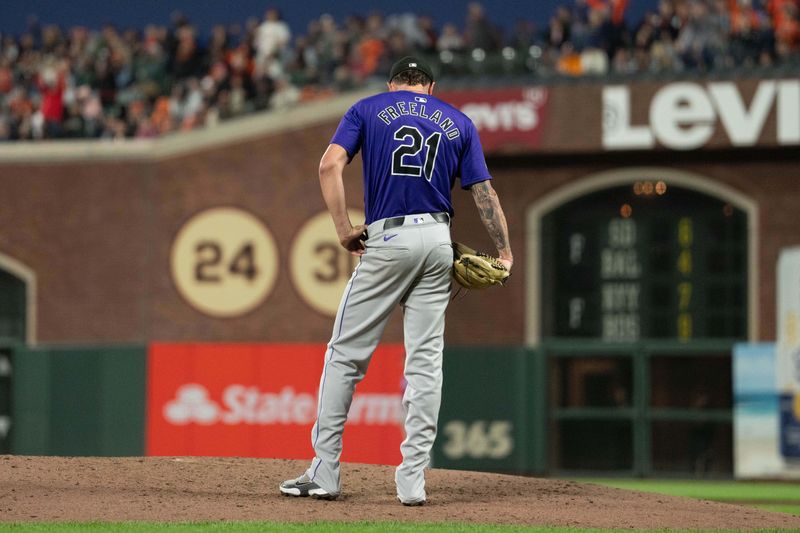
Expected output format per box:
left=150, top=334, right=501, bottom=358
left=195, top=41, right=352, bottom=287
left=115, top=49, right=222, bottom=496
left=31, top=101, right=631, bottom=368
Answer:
left=388, top=56, right=435, bottom=83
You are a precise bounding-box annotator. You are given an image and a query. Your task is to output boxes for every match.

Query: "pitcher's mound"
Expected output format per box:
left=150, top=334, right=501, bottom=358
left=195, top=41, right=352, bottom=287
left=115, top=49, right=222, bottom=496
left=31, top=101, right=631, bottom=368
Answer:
left=1, top=456, right=798, bottom=530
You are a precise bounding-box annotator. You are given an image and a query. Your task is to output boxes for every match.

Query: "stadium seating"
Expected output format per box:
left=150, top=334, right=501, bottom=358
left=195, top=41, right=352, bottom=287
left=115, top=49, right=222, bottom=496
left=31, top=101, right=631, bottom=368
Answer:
left=0, top=0, right=797, bottom=140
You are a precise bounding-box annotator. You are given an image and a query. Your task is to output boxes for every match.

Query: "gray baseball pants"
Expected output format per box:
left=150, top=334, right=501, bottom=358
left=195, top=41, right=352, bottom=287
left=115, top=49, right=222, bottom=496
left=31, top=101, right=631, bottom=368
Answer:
left=304, top=213, right=452, bottom=504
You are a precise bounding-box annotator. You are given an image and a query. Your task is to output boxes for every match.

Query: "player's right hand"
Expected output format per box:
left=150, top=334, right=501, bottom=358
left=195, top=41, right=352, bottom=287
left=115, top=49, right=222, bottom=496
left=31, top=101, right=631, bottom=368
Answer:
left=498, top=257, right=513, bottom=272
left=339, top=224, right=368, bottom=256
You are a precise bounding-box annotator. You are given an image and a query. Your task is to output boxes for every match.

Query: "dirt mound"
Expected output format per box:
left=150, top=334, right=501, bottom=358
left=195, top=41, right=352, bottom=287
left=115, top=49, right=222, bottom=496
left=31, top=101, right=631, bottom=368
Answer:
left=1, top=455, right=798, bottom=530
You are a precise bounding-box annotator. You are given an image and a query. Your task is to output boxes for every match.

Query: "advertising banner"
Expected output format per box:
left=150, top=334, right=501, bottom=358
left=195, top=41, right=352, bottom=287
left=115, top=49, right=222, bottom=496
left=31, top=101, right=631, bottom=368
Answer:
left=602, top=79, right=800, bottom=151
left=146, top=343, right=406, bottom=464
left=733, top=247, right=800, bottom=479
left=733, top=343, right=783, bottom=478
left=440, top=87, right=549, bottom=154
left=778, top=247, right=800, bottom=468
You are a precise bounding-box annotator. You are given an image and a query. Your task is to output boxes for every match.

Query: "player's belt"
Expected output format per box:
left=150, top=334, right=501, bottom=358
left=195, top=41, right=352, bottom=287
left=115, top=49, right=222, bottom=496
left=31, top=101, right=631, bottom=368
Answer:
left=383, top=212, right=450, bottom=230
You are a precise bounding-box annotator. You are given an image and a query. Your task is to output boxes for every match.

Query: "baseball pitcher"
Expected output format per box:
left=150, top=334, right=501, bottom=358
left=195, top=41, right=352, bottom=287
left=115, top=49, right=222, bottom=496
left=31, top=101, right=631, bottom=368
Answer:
left=280, top=56, right=512, bottom=505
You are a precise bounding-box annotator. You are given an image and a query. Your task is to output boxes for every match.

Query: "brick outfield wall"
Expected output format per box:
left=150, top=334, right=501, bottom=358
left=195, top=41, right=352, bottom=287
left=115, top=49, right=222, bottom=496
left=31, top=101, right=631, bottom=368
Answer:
left=0, top=128, right=798, bottom=345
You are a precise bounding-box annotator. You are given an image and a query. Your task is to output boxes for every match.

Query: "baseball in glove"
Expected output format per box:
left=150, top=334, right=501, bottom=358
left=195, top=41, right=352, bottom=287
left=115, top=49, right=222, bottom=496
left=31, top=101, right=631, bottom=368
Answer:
left=452, top=242, right=510, bottom=289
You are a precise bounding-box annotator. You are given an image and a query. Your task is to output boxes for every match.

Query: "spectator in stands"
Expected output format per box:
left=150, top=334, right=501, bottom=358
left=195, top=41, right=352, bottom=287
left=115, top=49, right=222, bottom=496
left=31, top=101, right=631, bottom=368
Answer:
left=418, top=16, right=438, bottom=53
left=769, top=0, right=800, bottom=57
left=383, top=30, right=412, bottom=69
left=654, top=0, right=682, bottom=41
left=255, top=8, right=291, bottom=75
left=510, top=20, right=538, bottom=52
left=0, top=41, right=7, bottom=73
left=552, top=5, right=575, bottom=47
left=349, top=16, right=385, bottom=81
left=1, top=0, right=799, bottom=141
left=648, top=31, right=684, bottom=72
left=728, top=1, right=773, bottom=66
left=612, top=47, right=638, bottom=73
left=4, top=87, right=34, bottom=140
left=313, top=14, right=341, bottom=84
left=581, top=6, right=614, bottom=74
left=437, top=23, right=465, bottom=52
left=674, top=1, right=720, bottom=70
left=171, top=25, right=204, bottom=79
left=465, top=2, right=500, bottom=51
left=269, top=76, right=299, bottom=109
left=547, top=10, right=571, bottom=50
left=36, top=61, right=66, bottom=138
left=287, top=35, right=319, bottom=85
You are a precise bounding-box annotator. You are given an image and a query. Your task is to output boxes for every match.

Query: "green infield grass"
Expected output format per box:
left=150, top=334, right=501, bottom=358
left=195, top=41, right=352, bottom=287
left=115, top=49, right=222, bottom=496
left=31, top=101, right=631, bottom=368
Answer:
left=755, top=505, right=800, bottom=516
left=584, top=479, right=800, bottom=516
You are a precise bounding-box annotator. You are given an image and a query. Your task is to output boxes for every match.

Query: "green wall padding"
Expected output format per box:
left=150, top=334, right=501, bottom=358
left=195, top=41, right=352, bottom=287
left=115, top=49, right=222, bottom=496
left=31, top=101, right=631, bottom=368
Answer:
left=11, top=345, right=146, bottom=456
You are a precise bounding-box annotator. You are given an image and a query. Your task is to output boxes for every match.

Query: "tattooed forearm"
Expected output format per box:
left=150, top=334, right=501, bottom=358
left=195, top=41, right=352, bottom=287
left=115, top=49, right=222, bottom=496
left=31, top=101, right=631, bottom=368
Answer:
left=471, top=181, right=512, bottom=261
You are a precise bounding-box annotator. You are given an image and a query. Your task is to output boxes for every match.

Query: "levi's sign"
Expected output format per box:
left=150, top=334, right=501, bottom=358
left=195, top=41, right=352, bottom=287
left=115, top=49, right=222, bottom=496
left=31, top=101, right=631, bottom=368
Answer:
left=441, top=87, right=549, bottom=152
left=603, top=80, right=800, bottom=150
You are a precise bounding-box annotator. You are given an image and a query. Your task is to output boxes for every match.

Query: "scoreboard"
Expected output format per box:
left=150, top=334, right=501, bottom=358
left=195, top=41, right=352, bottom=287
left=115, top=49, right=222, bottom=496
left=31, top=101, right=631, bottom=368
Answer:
left=541, top=182, right=747, bottom=342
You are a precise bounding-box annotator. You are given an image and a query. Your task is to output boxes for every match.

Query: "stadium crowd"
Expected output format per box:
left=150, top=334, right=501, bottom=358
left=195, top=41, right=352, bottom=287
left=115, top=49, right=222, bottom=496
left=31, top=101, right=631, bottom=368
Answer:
left=0, top=0, right=798, bottom=140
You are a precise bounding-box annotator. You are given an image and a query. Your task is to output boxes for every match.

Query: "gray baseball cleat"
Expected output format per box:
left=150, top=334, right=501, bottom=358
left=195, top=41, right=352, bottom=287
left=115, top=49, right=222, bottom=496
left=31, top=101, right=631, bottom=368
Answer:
left=279, top=474, right=338, bottom=500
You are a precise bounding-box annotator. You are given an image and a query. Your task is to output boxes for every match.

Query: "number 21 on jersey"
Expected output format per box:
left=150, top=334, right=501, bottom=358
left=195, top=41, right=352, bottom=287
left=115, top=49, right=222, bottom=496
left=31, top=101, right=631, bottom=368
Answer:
left=391, top=126, right=441, bottom=181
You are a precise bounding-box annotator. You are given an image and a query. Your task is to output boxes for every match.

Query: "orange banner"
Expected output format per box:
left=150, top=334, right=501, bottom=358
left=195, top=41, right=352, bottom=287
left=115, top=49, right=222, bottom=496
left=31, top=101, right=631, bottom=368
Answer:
left=146, top=343, right=406, bottom=464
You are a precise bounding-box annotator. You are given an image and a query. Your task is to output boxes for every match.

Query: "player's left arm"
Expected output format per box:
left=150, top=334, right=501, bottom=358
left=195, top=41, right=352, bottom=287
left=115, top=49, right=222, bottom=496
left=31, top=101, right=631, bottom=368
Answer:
left=319, top=143, right=366, bottom=256
left=470, top=180, right=513, bottom=270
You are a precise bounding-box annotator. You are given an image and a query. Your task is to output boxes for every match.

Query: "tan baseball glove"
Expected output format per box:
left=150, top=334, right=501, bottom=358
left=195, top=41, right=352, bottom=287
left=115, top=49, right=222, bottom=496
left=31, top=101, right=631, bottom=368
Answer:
left=452, top=242, right=510, bottom=289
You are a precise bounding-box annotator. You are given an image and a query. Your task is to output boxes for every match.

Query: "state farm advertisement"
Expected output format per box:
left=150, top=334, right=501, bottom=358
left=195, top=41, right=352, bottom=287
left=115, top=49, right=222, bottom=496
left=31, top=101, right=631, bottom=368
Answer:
left=146, top=343, right=406, bottom=464
left=441, top=87, right=549, bottom=153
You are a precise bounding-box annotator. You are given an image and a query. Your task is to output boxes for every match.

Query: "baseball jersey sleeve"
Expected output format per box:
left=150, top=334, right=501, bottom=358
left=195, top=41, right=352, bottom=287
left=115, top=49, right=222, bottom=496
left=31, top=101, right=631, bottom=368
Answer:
left=330, top=106, right=363, bottom=161
left=458, top=120, right=492, bottom=189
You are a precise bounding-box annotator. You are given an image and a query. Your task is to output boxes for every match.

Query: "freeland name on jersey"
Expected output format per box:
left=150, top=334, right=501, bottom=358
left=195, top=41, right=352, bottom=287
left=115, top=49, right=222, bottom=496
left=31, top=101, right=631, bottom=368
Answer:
left=376, top=97, right=461, bottom=140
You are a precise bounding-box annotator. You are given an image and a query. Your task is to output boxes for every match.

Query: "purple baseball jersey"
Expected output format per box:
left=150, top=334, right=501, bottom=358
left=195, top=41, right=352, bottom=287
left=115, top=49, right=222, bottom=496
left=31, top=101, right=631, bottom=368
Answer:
left=331, top=90, right=491, bottom=224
